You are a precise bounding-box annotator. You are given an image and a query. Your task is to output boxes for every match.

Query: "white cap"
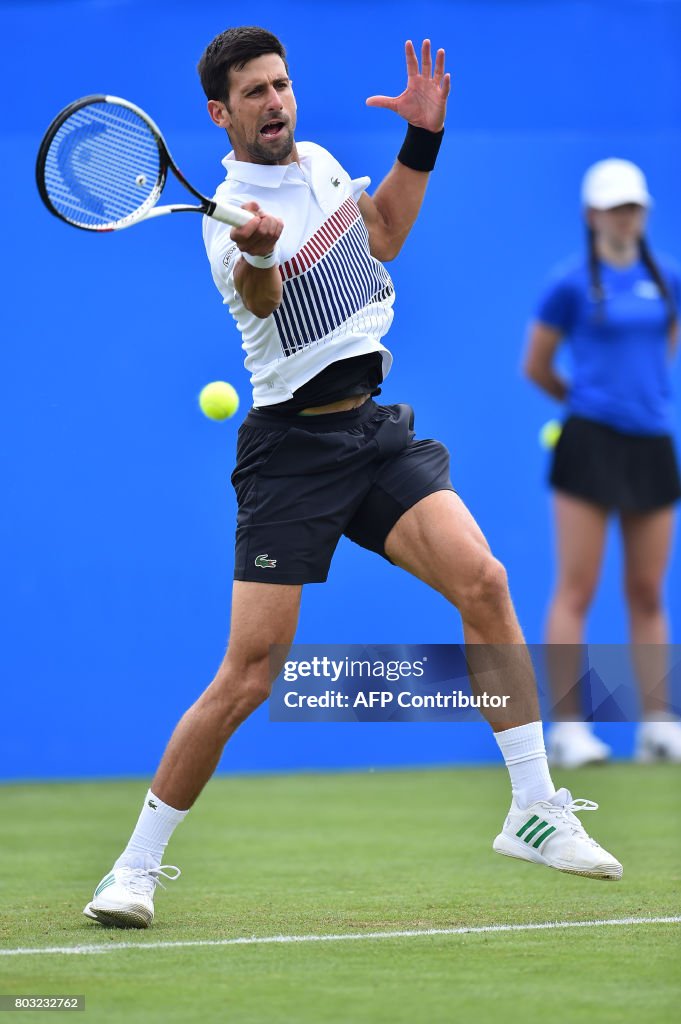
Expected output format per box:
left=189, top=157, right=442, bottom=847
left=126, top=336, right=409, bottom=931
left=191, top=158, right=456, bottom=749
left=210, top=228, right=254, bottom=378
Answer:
left=581, top=158, right=652, bottom=210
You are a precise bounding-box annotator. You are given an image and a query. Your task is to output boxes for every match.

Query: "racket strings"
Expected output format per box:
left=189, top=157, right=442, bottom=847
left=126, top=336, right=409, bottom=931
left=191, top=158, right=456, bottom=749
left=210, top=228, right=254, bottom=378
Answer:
left=43, top=102, right=162, bottom=229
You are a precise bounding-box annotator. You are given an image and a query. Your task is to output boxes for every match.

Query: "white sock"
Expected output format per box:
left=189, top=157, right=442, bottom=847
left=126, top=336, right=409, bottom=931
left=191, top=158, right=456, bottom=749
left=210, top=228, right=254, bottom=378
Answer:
left=114, top=790, right=188, bottom=870
left=494, top=721, right=555, bottom=810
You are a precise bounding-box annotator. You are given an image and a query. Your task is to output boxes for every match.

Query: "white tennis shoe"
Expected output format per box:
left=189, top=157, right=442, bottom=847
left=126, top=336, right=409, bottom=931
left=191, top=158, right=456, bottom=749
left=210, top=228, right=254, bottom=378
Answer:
left=546, top=721, right=611, bottom=769
left=636, top=717, right=681, bottom=763
left=493, top=787, right=622, bottom=880
left=83, top=864, right=181, bottom=928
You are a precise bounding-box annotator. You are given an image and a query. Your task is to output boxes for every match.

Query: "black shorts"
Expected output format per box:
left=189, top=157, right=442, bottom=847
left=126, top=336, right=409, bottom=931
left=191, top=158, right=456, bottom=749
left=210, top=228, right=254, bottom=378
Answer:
left=231, top=400, right=454, bottom=584
left=550, top=415, right=681, bottom=512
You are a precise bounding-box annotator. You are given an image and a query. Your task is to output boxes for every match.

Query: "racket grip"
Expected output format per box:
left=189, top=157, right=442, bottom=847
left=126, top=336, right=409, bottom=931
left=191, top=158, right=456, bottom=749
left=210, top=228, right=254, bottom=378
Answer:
left=210, top=201, right=257, bottom=228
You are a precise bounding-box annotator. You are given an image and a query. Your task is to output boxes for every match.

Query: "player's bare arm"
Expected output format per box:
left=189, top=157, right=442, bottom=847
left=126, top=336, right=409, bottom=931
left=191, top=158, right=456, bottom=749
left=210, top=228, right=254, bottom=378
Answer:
left=524, top=321, right=568, bottom=401
left=360, top=39, right=451, bottom=261
left=232, top=200, right=284, bottom=318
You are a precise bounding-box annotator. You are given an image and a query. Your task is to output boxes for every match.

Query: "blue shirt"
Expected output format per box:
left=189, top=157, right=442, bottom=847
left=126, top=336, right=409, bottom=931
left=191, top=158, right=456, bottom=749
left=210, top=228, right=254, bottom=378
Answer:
left=535, top=254, right=680, bottom=434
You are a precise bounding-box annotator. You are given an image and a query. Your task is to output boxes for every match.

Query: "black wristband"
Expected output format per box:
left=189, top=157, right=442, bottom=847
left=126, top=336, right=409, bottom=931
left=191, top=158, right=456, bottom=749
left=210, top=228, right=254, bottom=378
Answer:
left=397, top=124, right=444, bottom=172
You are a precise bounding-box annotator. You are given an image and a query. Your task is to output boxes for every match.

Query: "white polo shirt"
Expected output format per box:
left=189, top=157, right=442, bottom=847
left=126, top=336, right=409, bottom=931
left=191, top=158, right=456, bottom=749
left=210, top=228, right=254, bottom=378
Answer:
left=202, top=142, right=395, bottom=407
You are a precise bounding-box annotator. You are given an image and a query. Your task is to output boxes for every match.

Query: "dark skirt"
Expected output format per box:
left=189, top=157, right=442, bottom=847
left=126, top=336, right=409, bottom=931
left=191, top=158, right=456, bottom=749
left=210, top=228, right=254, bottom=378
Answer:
left=550, top=415, right=681, bottom=512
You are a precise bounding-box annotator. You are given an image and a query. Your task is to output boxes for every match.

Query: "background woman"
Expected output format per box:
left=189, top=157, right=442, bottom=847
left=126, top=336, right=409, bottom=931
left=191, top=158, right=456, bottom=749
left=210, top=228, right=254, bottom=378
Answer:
left=525, top=158, right=681, bottom=767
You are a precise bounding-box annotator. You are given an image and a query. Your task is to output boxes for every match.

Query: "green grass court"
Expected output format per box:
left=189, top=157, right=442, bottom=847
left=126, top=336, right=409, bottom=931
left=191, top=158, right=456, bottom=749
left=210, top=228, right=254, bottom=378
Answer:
left=1, top=764, right=679, bottom=1023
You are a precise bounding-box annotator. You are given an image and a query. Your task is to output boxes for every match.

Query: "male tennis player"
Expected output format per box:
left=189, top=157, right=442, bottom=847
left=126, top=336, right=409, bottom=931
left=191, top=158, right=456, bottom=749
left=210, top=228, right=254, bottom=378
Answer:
left=84, top=26, right=621, bottom=928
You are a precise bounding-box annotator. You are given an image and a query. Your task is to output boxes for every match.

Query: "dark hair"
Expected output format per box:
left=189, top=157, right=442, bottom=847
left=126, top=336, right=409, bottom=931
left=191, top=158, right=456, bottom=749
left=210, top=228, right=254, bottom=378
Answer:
left=197, top=26, right=288, bottom=106
left=587, top=226, right=678, bottom=333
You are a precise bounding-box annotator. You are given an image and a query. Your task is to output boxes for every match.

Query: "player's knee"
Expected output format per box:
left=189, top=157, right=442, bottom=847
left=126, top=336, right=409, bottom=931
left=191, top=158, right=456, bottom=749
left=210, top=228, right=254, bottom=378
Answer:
left=460, top=556, right=509, bottom=618
left=211, top=655, right=273, bottom=725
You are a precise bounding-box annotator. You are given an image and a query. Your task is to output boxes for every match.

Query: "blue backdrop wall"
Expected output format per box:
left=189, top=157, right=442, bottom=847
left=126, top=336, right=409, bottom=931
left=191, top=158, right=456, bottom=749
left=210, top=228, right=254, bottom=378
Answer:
left=2, top=0, right=680, bottom=778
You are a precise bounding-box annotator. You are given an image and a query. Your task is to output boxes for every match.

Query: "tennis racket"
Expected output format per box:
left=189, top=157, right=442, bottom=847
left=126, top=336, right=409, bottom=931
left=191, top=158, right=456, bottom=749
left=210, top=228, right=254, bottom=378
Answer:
left=35, top=94, right=255, bottom=233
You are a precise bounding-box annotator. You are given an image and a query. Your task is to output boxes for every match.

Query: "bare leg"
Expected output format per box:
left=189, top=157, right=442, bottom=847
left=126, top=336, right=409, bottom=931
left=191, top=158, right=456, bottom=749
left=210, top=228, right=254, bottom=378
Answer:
left=620, top=506, right=676, bottom=716
left=384, top=490, right=539, bottom=731
left=151, top=581, right=302, bottom=810
left=545, top=494, right=609, bottom=718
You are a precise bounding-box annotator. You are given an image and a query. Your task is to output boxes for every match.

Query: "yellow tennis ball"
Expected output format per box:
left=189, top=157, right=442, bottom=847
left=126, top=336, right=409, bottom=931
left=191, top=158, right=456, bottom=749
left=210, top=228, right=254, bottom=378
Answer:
left=199, top=381, right=239, bottom=421
left=539, top=419, right=562, bottom=450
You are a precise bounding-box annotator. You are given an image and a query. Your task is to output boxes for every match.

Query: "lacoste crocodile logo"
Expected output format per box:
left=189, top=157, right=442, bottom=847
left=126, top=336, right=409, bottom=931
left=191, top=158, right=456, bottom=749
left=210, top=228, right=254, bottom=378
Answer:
left=331, top=176, right=340, bottom=187
left=148, top=799, right=158, bottom=810
left=255, top=554, right=277, bottom=568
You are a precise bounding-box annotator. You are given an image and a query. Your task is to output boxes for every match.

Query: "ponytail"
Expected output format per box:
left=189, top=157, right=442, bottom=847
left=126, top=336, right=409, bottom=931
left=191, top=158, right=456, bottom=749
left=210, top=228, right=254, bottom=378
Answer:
left=639, top=237, right=678, bottom=334
left=587, top=226, right=605, bottom=319
left=586, top=228, right=678, bottom=334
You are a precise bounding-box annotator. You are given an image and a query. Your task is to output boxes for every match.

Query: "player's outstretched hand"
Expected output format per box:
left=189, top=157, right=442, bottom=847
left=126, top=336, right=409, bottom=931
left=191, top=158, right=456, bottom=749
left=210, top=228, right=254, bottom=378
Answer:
left=366, top=39, right=451, bottom=132
left=231, top=201, right=284, bottom=256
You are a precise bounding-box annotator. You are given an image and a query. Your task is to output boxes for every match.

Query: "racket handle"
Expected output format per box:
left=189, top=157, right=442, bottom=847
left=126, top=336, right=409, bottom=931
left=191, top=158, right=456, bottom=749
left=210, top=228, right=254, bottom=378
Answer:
left=209, top=201, right=258, bottom=228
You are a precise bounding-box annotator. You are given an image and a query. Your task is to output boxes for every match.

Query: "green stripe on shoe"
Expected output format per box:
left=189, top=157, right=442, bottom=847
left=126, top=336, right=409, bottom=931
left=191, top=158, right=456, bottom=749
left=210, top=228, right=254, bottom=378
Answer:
left=532, top=825, right=557, bottom=848
left=516, top=815, right=539, bottom=837
left=94, top=875, right=115, bottom=898
left=524, top=820, right=550, bottom=843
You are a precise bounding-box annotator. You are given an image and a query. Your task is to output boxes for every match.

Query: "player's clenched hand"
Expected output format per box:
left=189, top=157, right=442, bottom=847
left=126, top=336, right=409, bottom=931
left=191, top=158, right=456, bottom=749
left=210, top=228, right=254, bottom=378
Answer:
left=230, top=201, right=284, bottom=256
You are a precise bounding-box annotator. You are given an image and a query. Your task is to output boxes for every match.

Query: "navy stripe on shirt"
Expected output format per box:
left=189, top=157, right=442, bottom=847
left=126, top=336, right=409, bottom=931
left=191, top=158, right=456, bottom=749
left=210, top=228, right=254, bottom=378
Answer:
left=273, top=197, right=393, bottom=357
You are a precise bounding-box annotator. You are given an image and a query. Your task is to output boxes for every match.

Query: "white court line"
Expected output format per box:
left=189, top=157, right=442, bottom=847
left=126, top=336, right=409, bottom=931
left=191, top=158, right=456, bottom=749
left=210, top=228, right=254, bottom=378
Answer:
left=1, top=916, right=679, bottom=957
